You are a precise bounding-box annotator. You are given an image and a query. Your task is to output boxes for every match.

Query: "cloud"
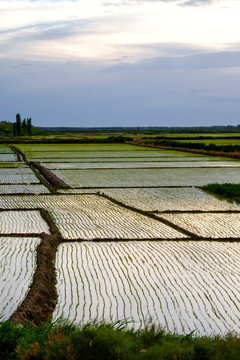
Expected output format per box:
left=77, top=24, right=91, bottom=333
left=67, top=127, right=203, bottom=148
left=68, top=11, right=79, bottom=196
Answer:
left=109, top=55, right=128, bottom=62
left=200, top=94, right=240, bottom=103
left=107, top=50, right=240, bottom=72
left=0, top=14, right=117, bottom=61
left=126, top=42, right=208, bottom=57
left=102, top=0, right=222, bottom=7
left=30, top=0, right=77, bottom=1
left=0, top=18, right=96, bottom=40
left=1, top=0, right=239, bottom=64
left=180, top=0, right=218, bottom=6
left=1, top=53, right=240, bottom=128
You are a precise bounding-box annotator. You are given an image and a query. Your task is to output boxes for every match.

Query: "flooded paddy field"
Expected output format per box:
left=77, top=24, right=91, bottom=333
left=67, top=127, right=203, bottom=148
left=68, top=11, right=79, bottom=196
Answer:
left=40, top=156, right=221, bottom=163
left=0, top=153, right=18, bottom=162
left=0, top=210, right=50, bottom=234
left=41, top=160, right=240, bottom=170
left=51, top=167, right=240, bottom=187
left=0, top=184, right=50, bottom=194
left=53, top=241, right=240, bottom=335
left=98, top=187, right=240, bottom=212
left=160, top=213, right=240, bottom=238
left=0, top=195, right=187, bottom=239
left=0, top=146, right=18, bottom=162
left=0, top=143, right=239, bottom=335
left=0, top=168, right=40, bottom=184
left=0, top=237, right=40, bottom=320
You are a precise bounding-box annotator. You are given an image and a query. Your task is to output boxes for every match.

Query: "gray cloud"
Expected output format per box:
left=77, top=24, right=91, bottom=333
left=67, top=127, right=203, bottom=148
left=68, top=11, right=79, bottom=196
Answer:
left=1, top=41, right=240, bottom=128
left=108, top=50, right=240, bottom=71
left=127, top=43, right=208, bottom=57
left=1, top=54, right=240, bottom=127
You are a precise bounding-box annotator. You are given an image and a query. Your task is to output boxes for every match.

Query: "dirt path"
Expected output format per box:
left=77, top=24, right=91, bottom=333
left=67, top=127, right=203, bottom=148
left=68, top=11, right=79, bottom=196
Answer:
left=10, top=209, right=63, bottom=325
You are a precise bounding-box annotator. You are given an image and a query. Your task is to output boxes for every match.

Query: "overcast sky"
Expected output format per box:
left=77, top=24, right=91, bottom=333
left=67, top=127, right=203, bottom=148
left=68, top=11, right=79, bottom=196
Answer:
left=1, top=0, right=240, bottom=127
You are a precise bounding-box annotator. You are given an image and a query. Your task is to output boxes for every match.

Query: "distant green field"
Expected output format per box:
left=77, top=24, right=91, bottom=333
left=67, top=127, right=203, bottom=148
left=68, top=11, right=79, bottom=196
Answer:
left=16, top=144, right=203, bottom=161
left=24, top=151, right=201, bottom=160
left=163, top=133, right=240, bottom=139
left=16, top=143, right=149, bottom=152
left=5, top=129, right=240, bottom=143
left=178, top=138, right=240, bottom=145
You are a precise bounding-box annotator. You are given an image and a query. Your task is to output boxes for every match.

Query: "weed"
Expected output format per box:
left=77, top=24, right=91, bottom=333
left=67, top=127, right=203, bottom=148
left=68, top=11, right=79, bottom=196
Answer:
left=0, top=320, right=239, bottom=359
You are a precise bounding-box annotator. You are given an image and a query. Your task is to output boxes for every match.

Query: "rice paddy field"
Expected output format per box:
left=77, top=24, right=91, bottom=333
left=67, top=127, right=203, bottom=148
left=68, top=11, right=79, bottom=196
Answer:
left=0, top=146, right=18, bottom=162
left=97, top=188, right=240, bottom=211
left=0, top=184, right=50, bottom=194
left=41, top=160, right=240, bottom=169
left=0, top=237, right=40, bottom=320
left=52, top=241, right=240, bottom=335
left=0, top=143, right=240, bottom=336
left=51, top=167, right=240, bottom=187
left=0, top=210, right=50, bottom=234
left=0, top=168, right=40, bottom=184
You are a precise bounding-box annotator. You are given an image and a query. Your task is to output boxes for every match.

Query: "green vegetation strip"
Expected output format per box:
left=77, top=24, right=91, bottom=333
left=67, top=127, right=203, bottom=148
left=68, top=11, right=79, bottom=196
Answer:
left=0, top=321, right=239, bottom=360
left=202, top=184, right=240, bottom=203
left=159, top=139, right=240, bottom=153
left=130, top=140, right=240, bottom=159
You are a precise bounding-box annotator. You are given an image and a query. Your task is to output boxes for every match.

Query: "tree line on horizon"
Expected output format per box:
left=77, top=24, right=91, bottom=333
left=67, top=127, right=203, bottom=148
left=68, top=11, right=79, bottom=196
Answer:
left=13, top=114, right=32, bottom=137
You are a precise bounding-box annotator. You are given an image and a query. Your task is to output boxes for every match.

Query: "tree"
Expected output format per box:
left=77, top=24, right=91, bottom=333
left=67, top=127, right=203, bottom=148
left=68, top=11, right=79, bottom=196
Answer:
left=16, top=113, right=21, bottom=137
left=27, top=118, right=32, bottom=136
left=22, top=119, right=26, bottom=136
left=13, top=123, right=16, bottom=137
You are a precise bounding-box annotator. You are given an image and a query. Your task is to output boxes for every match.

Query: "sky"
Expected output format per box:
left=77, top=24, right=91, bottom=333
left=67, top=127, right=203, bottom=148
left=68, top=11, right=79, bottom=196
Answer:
left=1, top=0, right=240, bottom=127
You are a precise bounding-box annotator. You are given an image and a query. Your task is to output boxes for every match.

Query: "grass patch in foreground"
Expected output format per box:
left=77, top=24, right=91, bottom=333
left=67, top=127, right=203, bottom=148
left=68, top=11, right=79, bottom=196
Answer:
left=0, top=321, right=240, bottom=360
left=202, top=183, right=240, bottom=203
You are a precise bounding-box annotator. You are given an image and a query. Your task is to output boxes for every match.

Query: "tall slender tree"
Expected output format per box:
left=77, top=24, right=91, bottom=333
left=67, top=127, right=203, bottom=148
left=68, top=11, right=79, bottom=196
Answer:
left=16, top=113, right=21, bottom=137
left=27, top=118, right=32, bottom=136
left=22, top=119, right=26, bottom=136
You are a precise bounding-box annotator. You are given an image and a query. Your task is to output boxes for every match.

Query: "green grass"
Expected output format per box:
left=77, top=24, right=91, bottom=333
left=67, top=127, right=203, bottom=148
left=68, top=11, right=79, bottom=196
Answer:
left=0, top=321, right=239, bottom=360
left=0, top=123, right=15, bottom=137
left=202, top=183, right=240, bottom=203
